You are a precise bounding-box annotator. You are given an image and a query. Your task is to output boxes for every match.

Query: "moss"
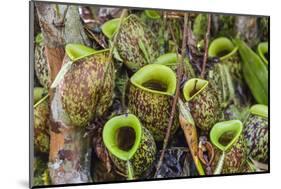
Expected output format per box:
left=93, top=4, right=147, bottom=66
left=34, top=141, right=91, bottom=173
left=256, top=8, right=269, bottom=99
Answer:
left=33, top=157, right=50, bottom=186
left=193, top=14, right=208, bottom=41
left=215, top=15, right=236, bottom=37
left=193, top=14, right=235, bottom=41
left=258, top=17, right=269, bottom=41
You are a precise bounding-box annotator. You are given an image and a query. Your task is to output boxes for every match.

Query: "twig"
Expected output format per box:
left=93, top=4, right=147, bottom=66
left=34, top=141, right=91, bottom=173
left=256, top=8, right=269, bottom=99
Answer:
left=200, top=14, right=211, bottom=78
left=33, top=94, right=49, bottom=108
left=167, top=20, right=187, bottom=78
left=108, top=9, right=128, bottom=63
left=154, top=13, right=189, bottom=177
left=168, top=22, right=180, bottom=61
left=101, top=9, right=127, bottom=79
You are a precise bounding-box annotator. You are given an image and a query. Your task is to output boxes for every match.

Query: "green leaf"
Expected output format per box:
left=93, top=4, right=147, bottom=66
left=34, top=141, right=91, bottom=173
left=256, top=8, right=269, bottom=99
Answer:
left=144, top=10, right=161, bottom=19
left=109, top=41, right=123, bottom=62
left=234, top=39, right=268, bottom=105
left=257, top=42, right=268, bottom=65
left=138, top=39, right=151, bottom=64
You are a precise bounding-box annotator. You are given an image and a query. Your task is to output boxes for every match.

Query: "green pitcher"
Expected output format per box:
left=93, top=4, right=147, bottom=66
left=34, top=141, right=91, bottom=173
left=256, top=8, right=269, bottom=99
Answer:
left=102, top=14, right=159, bottom=71
left=103, top=114, right=156, bottom=178
left=182, top=78, right=221, bottom=131
left=153, top=52, right=195, bottom=79
left=208, top=37, right=241, bottom=107
left=243, top=104, right=268, bottom=163
left=210, top=120, right=247, bottom=174
left=128, top=64, right=178, bottom=141
left=57, top=44, right=115, bottom=127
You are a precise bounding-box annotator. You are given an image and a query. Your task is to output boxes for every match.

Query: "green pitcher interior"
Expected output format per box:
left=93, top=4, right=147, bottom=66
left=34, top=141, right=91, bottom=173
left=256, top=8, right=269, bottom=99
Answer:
left=130, top=64, right=177, bottom=96
left=208, top=37, right=238, bottom=61
left=103, top=114, right=142, bottom=161
left=101, top=18, right=122, bottom=39
left=65, top=43, right=110, bottom=62
left=210, top=120, right=243, bottom=152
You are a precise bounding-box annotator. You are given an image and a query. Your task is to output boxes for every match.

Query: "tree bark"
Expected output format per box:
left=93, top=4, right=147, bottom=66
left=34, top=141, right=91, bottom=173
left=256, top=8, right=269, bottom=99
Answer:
left=35, top=2, right=92, bottom=184
left=235, top=16, right=259, bottom=47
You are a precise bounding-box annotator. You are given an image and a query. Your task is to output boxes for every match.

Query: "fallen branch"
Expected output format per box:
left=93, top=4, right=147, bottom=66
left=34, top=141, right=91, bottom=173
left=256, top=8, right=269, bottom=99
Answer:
left=154, top=13, right=189, bottom=177
left=200, top=14, right=211, bottom=79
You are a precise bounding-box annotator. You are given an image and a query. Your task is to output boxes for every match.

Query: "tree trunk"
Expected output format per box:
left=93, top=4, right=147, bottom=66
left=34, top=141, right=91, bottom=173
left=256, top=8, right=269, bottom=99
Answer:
left=35, top=2, right=92, bottom=184
left=235, top=16, right=259, bottom=47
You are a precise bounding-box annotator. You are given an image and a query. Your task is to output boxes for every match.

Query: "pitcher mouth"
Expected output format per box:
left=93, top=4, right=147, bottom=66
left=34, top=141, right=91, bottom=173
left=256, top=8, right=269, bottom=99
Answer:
left=210, top=120, right=243, bottom=152
left=130, top=64, right=176, bottom=96
left=183, top=78, right=209, bottom=101
left=250, top=104, right=268, bottom=118
left=208, top=37, right=238, bottom=61
left=103, top=114, right=142, bottom=161
left=65, top=43, right=109, bottom=61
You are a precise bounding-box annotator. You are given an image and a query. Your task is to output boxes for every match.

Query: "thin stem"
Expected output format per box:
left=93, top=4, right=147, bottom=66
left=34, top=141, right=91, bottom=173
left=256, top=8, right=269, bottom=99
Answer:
left=154, top=13, right=189, bottom=177
left=200, top=14, right=211, bottom=79
left=33, top=94, right=49, bottom=108
left=101, top=9, right=128, bottom=83
left=168, top=22, right=180, bottom=61
left=126, top=160, right=134, bottom=180
left=214, top=151, right=225, bottom=174
left=108, top=9, right=128, bottom=63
